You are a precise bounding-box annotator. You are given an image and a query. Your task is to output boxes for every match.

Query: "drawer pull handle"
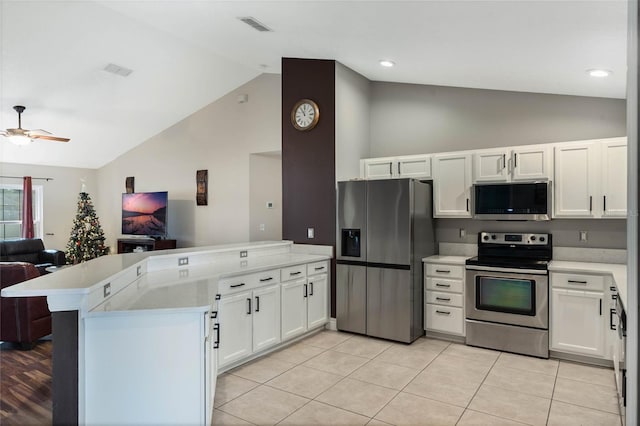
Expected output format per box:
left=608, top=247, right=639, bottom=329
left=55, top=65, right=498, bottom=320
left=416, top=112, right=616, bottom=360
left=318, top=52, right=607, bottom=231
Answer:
left=568, top=280, right=588, bottom=284
left=315, top=266, right=325, bottom=271
left=230, top=283, right=246, bottom=288
left=290, top=271, right=302, bottom=276
left=435, top=297, right=451, bottom=302
left=435, top=269, right=450, bottom=273
left=435, top=310, right=451, bottom=315
left=259, top=277, right=273, bottom=282
left=435, top=283, right=451, bottom=288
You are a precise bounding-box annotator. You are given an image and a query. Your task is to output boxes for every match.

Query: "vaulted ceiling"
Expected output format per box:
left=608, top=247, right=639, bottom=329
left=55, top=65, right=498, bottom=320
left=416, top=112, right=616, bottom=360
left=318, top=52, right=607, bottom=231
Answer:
left=0, top=0, right=627, bottom=169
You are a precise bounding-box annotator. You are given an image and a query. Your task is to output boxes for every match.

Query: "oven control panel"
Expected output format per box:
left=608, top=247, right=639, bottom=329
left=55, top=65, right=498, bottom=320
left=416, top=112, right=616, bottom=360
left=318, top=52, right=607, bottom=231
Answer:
left=479, top=232, right=550, bottom=245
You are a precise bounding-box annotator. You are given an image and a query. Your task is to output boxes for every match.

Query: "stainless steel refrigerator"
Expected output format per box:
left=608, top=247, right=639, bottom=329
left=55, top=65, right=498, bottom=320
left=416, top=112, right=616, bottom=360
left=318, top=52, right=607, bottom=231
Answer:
left=336, top=179, right=435, bottom=343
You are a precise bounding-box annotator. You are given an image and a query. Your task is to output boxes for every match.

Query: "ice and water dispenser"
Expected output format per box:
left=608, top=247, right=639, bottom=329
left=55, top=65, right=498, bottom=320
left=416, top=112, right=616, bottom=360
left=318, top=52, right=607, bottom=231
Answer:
left=341, top=229, right=361, bottom=257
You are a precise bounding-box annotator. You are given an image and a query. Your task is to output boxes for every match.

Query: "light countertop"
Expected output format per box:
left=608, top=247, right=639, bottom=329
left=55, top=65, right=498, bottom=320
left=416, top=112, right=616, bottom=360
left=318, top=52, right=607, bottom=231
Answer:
left=549, top=261, right=627, bottom=310
left=1, top=241, right=331, bottom=314
left=422, top=255, right=469, bottom=265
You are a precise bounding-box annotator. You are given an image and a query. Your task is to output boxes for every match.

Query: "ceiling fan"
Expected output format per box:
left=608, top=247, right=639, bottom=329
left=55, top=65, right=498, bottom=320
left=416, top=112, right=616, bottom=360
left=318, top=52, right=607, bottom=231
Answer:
left=1, top=105, right=70, bottom=145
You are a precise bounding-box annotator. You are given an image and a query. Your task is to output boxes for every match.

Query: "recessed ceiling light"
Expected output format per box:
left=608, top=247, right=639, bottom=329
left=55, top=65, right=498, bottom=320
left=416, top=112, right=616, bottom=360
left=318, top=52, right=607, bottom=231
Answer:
left=379, top=60, right=395, bottom=68
left=587, top=69, right=612, bottom=78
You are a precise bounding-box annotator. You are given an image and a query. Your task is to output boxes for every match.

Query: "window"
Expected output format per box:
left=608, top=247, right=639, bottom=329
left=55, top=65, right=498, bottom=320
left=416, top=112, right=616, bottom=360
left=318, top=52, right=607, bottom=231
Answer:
left=0, top=184, right=43, bottom=240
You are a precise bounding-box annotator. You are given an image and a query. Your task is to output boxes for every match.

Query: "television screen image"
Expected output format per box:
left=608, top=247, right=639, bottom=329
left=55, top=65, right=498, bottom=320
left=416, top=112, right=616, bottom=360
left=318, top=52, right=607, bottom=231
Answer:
left=122, top=192, right=168, bottom=237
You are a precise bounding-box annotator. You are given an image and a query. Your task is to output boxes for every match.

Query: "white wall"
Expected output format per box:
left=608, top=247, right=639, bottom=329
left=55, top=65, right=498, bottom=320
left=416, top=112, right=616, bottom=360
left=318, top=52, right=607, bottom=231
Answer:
left=335, top=62, right=371, bottom=181
left=0, top=163, right=98, bottom=251
left=249, top=152, right=282, bottom=241
left=96, top=74, right=281, bottom=249
left=369, top=82, right=626, bottom=157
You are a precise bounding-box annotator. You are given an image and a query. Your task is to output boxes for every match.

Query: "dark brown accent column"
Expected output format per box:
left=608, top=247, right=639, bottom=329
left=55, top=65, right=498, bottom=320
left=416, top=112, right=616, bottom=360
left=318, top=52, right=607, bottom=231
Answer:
left=281, top=58, right=337, bottom=317
left=52, top=311, right=79, bottom=426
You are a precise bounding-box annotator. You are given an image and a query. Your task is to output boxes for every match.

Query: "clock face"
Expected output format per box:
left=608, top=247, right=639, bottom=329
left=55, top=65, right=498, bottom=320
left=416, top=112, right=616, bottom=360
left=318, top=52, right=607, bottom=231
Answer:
left=291, top=99, right=319, bottom=131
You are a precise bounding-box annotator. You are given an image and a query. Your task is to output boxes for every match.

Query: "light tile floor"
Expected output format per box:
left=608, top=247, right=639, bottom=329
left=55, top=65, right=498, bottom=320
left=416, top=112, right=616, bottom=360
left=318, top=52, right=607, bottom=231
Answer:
left=213, top=331, right=621, bottom=426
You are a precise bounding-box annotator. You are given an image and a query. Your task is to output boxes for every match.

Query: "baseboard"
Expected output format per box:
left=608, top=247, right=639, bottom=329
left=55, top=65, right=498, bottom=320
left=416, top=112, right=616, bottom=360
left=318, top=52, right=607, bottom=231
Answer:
left=550, top=350, right=614, bottom=368
left=425, top=330, right=465, bottom=344
left=326, top=317, right=337, bottom=331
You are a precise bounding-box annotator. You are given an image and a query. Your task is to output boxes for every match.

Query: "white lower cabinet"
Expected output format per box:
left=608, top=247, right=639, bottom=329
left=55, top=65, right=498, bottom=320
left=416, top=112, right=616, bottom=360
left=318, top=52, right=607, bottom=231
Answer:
left=281, top=278, right=308, bottom=340
left=218, top=284, right=281, bottom=369
left=281, top=270, right=329, bottom=341
left=549, top=271, right=615, bottom=360
left=424, top=260, right=465, bottom=336
left=550, top=288, right=605, bottom=357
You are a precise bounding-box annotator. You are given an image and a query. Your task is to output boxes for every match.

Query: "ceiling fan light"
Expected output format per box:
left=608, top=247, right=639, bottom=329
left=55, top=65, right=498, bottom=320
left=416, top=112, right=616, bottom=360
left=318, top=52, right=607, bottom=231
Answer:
left=7, top=134, right=32, bottom=146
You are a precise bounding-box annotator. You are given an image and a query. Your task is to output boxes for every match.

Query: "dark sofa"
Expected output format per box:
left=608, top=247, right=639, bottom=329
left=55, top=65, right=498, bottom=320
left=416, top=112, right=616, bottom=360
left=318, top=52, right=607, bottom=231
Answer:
left=0, top=262, right=51, bottom=349
left=0, top=238, right=66, bottom=274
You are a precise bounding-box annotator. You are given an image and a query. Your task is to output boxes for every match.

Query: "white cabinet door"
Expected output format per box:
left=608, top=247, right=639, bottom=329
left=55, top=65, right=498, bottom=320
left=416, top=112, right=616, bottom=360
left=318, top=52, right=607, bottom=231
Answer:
left=601, top=139, right=627, bottom=218
left=473, top=149, right=508, bottom=182
left=433, top=153, right=472, bottom=217
left=252, top=284, right=281, bottom=352
left=218, top=291, right=253, bottom=368
left=397, top=155, right=432, bottom=179
left=361, top=157, right=395, bottom=179
left=512, top=146, right=551, bottom=181
left=551, top=288, right=605, bottom=357
left=307, top=274, right=328, bottom=329
left=281, top=278, right=308, bottom=341
left=553, top=143, right=598, bottom=218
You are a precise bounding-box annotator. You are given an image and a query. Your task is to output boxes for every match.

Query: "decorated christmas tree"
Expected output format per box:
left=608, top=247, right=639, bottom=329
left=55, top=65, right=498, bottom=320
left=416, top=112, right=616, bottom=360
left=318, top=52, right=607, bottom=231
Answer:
left=65, top=192, right=109, bottom=264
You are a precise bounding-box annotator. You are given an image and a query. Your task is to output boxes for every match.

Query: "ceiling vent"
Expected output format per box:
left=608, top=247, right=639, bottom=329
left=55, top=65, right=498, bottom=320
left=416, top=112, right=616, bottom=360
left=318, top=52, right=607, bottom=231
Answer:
left=104, top=63, right=133, bottom=77
left=238, top=17, right=273, bottom=32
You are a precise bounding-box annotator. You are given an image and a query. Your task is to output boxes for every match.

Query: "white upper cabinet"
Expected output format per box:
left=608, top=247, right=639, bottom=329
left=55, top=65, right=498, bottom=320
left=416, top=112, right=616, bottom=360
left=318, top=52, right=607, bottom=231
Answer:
left=473, top=146, right=551, bottom=183
left=433, top=153, right=472, bottom=218
left=601, top=138, right=627, bottom=218
left=554, top=138, right=627, bottom=219
left=512, top=146, right=552, bottom=181
left=360, top=154, right=431, bottom=180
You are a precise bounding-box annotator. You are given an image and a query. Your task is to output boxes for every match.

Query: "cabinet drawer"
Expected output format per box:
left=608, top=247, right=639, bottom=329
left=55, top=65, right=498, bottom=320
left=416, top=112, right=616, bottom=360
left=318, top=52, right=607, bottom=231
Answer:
left=551, top=272, right=605, bottom=292
left=254, top=269, right=280, bottom=286
left=426, top=277, right=463, bottom=293
left=426, top=291, right=463, bottom=307
left=307, top=261, right=329, bottom=276
left=281, top=264, right=307, bottom=282
left=218, top=274, right=256, bottom=294
left=425, top=263, right=464, bottom=279
left=425, top=304, right=464, bottom=335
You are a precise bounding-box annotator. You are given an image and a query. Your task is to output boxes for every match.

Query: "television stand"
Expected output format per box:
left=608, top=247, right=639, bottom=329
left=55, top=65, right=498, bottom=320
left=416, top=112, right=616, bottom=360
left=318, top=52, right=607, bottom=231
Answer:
left=117, top=238, right=177, bottom=254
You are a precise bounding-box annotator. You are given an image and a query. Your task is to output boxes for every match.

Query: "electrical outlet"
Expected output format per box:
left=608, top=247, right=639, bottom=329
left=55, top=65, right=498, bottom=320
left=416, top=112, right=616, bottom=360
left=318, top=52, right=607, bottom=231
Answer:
left=240, top=250, right=248, bottom=258
left=103, top=283, right=111, bottom=298
left=178, top=257, right=189, bottom=266
left=259, top=224, right=265, bottom=231
left=308, top=228, right=315, bottom=239
left=136, top=265, right=142, bottom=276
left=580, top=231, right=588, bottom=242
left=459, top=228, right=466, bottom=238
left=179, top=269, right=189, bottom=278
left=241, top=260, right=248, bottom=267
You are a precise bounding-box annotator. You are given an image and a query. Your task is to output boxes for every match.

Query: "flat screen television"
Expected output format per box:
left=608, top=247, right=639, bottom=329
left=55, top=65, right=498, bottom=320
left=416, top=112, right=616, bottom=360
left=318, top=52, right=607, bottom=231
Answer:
left=121, top=191, right=168, bottom=237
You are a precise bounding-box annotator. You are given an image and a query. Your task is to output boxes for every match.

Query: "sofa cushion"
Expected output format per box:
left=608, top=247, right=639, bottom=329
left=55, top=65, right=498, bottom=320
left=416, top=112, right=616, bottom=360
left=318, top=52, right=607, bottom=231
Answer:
left=0, top=239, right=45, bottom=256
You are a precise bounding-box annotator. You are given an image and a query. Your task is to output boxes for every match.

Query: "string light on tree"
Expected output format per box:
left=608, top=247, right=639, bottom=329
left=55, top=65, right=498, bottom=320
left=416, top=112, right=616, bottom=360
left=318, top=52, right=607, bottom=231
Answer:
left=66, top=188, right=109, bottom=264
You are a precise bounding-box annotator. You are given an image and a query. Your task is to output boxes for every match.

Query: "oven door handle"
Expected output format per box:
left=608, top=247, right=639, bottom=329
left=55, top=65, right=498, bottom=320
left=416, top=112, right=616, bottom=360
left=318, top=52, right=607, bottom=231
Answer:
left=465, top=265, right=548, bottom=275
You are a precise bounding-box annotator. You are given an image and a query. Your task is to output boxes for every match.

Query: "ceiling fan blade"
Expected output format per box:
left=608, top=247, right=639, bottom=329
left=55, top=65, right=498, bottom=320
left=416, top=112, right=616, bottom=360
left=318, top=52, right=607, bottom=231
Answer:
left=26, top=129, right=52, bottom=135
left=30, top=134, right=70, bottom=142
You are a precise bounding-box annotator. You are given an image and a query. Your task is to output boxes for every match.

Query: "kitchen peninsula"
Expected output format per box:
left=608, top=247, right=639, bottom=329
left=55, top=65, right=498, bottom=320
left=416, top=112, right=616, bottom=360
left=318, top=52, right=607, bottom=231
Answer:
left=1, top=241, right=332, bottom=425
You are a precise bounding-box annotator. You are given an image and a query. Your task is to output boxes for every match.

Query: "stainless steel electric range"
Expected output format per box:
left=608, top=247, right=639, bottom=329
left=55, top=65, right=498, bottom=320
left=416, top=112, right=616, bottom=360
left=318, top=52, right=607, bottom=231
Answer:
left=465, top=232, right=552, bottom=358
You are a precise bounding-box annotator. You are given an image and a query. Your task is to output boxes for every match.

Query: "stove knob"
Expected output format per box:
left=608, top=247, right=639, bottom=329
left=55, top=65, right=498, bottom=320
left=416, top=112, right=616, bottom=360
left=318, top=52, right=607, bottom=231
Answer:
left=483, top=235, right=489, bottom=241
left=540, top=236, right=546, bottom=242
left=491, top=234, right=497, bottom=240
left=531, top=236, right=537, bottom=241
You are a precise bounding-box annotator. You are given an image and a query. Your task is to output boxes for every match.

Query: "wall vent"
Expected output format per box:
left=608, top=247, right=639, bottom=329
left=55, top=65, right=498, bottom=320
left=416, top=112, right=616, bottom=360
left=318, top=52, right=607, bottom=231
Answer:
left=238, top=16, right=273, bottom=32
left=104, top=63, right=133, bottom=77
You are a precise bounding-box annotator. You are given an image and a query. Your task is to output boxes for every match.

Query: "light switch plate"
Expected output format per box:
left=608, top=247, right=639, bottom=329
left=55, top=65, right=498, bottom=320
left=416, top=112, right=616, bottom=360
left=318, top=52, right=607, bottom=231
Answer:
left=307, top=228, right=315, bottom=239
left=580, top=231, right=588, bottom=241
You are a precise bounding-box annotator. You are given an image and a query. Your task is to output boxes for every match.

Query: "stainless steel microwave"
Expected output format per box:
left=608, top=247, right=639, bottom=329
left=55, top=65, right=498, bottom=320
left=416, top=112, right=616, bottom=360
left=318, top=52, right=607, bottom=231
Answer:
left=473, top=182, right=550, bottom=221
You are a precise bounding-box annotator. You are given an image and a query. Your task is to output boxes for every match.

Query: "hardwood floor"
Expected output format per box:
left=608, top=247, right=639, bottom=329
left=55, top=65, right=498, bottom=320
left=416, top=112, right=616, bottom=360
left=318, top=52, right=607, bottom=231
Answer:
left=0, top=339, right=52, bottom=425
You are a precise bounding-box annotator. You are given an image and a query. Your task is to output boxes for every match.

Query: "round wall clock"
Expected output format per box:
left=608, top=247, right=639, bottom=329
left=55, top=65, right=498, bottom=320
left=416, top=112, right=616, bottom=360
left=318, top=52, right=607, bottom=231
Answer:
left=291, top=99, right=320, bottom=131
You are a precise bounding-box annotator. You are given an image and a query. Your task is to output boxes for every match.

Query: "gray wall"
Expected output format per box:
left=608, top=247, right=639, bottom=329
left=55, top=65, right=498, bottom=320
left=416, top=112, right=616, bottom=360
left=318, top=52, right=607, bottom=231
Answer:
left=437, top=219, right=627, bottom=249
left=249, top=152, right=282, bottom=242
left=335, top=62, right=371, bottom=181
left=370, top=82, right=626, bottom=157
